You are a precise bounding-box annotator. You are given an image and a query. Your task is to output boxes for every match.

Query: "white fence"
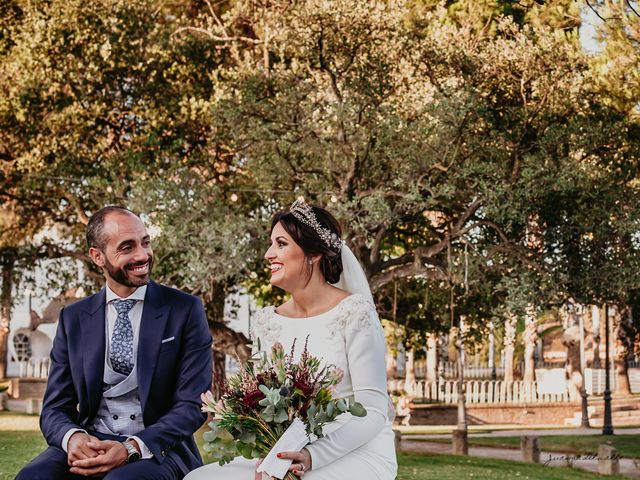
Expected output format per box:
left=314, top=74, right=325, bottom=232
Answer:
left=16, top=358, right=51, bottom=379
left=413, top=360, right=509, bottom=380
left=585, top=368, right=640, bottom=395
left=389, top=379, right=570, bottom=404
left=390, top=368, right=640, bottom=405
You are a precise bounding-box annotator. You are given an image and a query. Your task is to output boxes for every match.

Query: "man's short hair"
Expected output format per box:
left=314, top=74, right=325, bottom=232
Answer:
left=86, top=206, right=135, bottom=250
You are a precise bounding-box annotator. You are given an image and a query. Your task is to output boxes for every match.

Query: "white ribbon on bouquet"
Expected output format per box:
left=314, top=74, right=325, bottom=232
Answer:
left=256, top=417, right=309, bottom=479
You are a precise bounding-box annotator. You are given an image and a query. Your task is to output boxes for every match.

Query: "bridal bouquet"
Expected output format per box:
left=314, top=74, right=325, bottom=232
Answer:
left=201, top=338, right=366, bottom=479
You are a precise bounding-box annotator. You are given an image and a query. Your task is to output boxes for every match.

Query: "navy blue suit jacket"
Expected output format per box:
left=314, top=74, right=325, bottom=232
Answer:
left=39, top=281, right=212, bottom=474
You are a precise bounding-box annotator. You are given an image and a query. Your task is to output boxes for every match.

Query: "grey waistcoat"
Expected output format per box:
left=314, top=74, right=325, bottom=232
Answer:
left=91, top=359, right=145, bottom=437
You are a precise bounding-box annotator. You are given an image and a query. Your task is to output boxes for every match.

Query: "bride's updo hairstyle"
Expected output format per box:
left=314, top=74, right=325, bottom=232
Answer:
left=271, top=203, right=343, bottom=285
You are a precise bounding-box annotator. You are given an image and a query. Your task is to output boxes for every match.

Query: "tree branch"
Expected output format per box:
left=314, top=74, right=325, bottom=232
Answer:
left=369, top=226, right=387, bottom=267
left=471, top=219, right=511, bottom=244
left=585, top=0, right=620, bottom=21
left=451, top=198, right=483, bottom=236
left=376, top=252, right=415, bottom=271
left=627, top=1, right=640, bottom=18
left=370, top=262, right=447, bottom=293
left=171, top=26, right=261, bottom=44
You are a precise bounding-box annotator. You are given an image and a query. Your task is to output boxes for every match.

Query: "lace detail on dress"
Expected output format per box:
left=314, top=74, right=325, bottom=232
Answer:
left=250, top=306, right=278, bottom=348
left=327, top=294, right=379, bottom=347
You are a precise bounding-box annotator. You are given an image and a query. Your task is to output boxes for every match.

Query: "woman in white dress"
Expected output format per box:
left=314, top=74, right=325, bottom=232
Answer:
left=186, top=199, right=397, bottom=480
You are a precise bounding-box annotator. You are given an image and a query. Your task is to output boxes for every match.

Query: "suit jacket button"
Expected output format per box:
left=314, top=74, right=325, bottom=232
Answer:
left=130, top=414, right=136, bottom=420
left=112, top=415, right=118, bottom=420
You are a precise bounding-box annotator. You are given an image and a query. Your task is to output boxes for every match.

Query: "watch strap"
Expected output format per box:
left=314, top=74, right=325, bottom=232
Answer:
left=123, top=439, right=140, bottom=463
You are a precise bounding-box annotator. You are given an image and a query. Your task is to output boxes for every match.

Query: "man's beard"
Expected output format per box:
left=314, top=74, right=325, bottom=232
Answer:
left=103, top=255, right=153, bottom=288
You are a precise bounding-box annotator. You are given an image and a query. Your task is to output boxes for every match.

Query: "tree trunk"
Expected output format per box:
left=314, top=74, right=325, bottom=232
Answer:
left=386, top=350, right=398, bottom=380
left=212, top=349, right=226, bottom=399
left=209, top=321, right=252, bottom=398
left=562, top=324, right=582, bottom=402
left=0, top=259, right=14, bottom=380
left=523, top=304, right=538, bottom=383
left=488, top=320, right=496, bottom=379
left=503, top=310, right=517, bottom=382
left=591, top=305, right=601, bottom=369
left=613, top=306, right=633, bottom=396
left=404, top=347, right=416, bottom=396
left=426, top=333, right=438, bottom=382
left=456, top=318, right=468, bottom=440
left=211, top=321, right=251, bottom=363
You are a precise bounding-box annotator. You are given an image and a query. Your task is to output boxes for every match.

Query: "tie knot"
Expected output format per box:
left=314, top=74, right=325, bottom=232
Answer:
left=112, top=299, right=137, bottom=315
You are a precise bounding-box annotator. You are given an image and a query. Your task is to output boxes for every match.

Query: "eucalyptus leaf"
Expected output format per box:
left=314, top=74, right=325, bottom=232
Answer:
left=349, top=402, right=367, bottom=417
left=274, top=408, right=289, bottom=423
left=239, top=432, right=257, bottom=443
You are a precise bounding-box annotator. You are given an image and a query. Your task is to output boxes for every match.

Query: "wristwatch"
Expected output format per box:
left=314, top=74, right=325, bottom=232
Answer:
left=122, top=439, right=141, bottom=463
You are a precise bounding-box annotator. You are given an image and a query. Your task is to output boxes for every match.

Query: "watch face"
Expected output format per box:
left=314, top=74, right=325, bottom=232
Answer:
left=124, top=442, right=141, bottom=463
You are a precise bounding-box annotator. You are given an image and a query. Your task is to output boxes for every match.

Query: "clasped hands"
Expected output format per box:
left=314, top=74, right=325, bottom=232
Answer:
left=254, top=447, right=312, bottom=479
left=67, top=432, right=136, bottom=476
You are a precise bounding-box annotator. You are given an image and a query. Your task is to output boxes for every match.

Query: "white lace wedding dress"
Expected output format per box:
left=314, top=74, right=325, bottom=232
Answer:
left=185, top=294, right=398, bottom=480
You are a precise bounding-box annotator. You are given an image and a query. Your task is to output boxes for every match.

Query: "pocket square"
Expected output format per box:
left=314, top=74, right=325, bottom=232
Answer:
left=161, top=336, right=175, bottom=344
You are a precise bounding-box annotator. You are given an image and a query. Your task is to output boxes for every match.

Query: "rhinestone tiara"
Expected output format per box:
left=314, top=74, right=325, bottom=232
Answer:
left=289, top=197, right=343, bottom=251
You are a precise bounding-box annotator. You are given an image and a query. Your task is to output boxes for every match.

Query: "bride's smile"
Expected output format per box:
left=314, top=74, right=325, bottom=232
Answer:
left=265, top=222, right=314, bottom=291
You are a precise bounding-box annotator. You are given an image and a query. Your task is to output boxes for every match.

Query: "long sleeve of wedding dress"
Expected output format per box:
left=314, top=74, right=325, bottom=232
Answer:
left=184, top=295, right=397, bottom=480
left=305, top=303, right=390, bottom=470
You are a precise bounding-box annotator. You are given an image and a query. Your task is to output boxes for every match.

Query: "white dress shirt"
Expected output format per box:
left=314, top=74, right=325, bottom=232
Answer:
left=62, top=285, right=153, bottom=459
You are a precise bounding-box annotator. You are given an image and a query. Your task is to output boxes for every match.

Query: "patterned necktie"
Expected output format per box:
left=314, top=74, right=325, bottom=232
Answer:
left=110, top=299, right=137, bottom=376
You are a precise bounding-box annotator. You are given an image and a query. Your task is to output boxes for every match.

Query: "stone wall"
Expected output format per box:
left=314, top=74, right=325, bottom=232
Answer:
left=9, top=378, right=47, bottom=399
left=410, top=402, right=582, bottom=425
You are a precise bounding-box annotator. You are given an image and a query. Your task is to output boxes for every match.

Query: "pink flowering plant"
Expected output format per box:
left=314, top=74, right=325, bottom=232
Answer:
left=201, top=338, right=366, bottom=477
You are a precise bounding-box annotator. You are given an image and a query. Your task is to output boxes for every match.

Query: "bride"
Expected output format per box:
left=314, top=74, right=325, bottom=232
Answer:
left=186, top=199, right=397, bottom=480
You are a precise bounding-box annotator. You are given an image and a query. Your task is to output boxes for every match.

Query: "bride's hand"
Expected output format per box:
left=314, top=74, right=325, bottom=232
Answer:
left=276, top=448, right=312, bottom=477
left=255, top=458, right=280, bottom=480
left=254, top=458, right=264, bottom=480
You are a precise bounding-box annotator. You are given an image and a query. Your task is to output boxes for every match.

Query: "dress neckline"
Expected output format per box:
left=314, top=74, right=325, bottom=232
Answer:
left=273, top=294, right=356, bottom=320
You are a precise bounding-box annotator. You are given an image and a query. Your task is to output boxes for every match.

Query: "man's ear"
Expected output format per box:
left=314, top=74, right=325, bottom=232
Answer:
left=89, top=247, right=105, bottom=268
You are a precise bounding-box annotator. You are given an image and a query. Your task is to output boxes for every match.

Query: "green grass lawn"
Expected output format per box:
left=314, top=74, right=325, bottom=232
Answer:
left=0, top=413, right=632, bottom=480
left=395, top=452, right=631, bottom=480
left=421, top=435, right=640, bottom=460
left=0, top=430, right=47, bottom=480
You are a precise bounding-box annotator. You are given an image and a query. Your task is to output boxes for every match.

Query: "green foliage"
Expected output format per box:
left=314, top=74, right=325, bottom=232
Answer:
left=201, top=421, right=238, bottom=464
left=0, top=0, right=257, bottom=317
left=200, top=0, right=639, bottom=316
left=590, top=1, right=640, bottom=115
left=1, top=0, right=638, bottom=347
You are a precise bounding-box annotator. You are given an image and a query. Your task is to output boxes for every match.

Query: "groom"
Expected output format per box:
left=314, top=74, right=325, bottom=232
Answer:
left=17, top=206, right=212, bottom=479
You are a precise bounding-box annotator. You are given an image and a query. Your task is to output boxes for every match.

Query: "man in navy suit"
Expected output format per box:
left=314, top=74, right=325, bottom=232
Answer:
left=17, top=206, right=212, bottom=479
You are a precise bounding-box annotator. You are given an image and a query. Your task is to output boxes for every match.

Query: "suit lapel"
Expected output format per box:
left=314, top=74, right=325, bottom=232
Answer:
left=81, top=289, right=106, bottom=419
left=138, top=281, right=170, bottom=411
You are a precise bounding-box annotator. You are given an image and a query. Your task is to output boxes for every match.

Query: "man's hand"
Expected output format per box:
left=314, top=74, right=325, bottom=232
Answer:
left=66, top=432, right=102, bottom=466
left=69, top=440, right=127, bottom=476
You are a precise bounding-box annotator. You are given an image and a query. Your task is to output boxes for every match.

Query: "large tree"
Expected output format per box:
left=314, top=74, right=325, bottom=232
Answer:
left=193, top=0, right=639, bottom=300
left=0, top=0, right=252, bottom=378
left=2, top=0, right=638, bottom=384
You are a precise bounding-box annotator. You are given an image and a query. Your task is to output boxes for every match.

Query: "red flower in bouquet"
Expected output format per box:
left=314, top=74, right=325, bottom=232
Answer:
left=292, top=379, right=314, bottom=397
left=241, top=389, right=265, bottom=409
